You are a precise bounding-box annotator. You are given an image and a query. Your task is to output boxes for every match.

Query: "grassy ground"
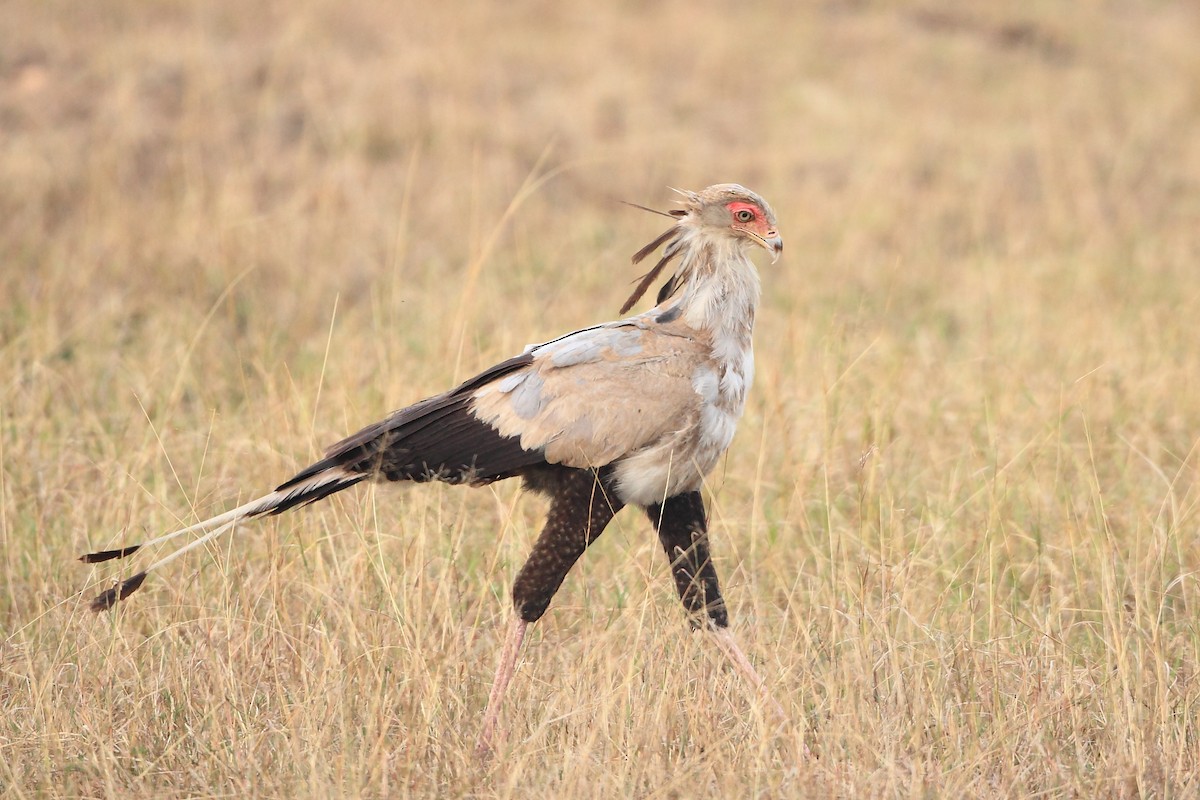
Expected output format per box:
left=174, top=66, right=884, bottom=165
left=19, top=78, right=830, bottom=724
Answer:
left=3, top=1, right=1200, bottom=796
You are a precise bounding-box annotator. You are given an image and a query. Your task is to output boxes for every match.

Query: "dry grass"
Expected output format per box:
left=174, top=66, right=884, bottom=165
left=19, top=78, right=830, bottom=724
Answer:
left=3, top=0, right=1200, bottom=796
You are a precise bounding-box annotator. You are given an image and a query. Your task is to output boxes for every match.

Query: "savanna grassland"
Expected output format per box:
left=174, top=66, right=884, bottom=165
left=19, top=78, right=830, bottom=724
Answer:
left=3, top=1, right=1200, bottom=797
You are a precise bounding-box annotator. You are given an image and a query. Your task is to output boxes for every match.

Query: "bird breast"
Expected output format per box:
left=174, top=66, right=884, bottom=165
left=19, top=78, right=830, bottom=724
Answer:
left=609, top=332, right=753, bottom=507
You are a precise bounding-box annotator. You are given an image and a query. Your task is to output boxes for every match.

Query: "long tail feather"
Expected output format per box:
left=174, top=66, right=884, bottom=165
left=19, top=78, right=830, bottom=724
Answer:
left=79, top=545, right=143, bottom=564
left=81, top=466, right=364, bottom=611
left=79, top=496, right=272, bottom=566
left=90, top=572, right=147, bottom=612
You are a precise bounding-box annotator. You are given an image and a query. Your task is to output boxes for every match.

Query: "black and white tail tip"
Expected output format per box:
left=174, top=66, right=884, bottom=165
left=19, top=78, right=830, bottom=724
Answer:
left=79, top=467, right=364, bottom=612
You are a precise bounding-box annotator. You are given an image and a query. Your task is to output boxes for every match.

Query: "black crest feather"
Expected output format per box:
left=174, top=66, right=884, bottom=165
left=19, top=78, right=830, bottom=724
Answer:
left=619, top=201, right=689, bottom=314
left=620, top=227, right=681, bottom=315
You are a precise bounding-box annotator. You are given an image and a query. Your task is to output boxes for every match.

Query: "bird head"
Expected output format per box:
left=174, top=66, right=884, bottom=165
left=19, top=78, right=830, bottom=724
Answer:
left=620, top=184, right=782, bottom=314
left=683, top=184, right=783, bottom=262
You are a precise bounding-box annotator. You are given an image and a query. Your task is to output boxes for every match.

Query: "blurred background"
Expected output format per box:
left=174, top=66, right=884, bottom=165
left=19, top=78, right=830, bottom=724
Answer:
left=3, top=1, right=1200, bottom=796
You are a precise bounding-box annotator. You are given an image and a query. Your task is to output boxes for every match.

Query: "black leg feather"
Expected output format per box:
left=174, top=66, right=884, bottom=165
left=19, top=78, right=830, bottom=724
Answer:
left=646, top=491, right=728, bottom=628
left=512, top=467, right=623, bottom=622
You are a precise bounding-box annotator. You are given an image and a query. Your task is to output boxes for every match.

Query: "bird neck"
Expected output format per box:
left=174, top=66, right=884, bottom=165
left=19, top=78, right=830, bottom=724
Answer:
left=670, top=234, right=761, bottom=349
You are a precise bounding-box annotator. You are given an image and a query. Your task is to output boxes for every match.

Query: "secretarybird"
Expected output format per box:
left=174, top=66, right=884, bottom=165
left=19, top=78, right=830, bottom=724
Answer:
left=80, top=183, right=786, bottom=754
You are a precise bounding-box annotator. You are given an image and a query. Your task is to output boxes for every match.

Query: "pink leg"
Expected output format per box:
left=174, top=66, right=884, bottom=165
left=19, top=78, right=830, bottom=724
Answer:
left=475, top=617, right=528, bottom=759
left=710, top=626, right=787, bottom=723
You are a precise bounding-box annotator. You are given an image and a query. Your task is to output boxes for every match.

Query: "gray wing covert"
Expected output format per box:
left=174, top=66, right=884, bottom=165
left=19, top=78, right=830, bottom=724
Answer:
left=470, top=322, right=706, bottom=470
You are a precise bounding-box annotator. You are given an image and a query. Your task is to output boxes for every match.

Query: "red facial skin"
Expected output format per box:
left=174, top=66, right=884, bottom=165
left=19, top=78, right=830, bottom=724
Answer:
left=726, top=201, right=778, bottom=241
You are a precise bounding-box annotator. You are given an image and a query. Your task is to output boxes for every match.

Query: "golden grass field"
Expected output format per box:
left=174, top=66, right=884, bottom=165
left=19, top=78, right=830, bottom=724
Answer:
left=3, top=1, right=1200, bottom=796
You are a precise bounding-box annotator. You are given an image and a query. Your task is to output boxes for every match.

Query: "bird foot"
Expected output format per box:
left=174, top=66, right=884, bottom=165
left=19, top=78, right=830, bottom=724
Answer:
left=709, top=626, right=789, bottom=722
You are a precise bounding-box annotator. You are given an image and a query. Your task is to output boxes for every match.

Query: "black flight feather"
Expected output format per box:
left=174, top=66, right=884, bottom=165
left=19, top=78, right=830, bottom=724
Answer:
left=276, top=350, right=544, bottom=492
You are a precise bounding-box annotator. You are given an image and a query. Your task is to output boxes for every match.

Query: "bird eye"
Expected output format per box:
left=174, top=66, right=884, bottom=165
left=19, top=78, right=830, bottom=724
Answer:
left=734, top=209, right=755, bottom=223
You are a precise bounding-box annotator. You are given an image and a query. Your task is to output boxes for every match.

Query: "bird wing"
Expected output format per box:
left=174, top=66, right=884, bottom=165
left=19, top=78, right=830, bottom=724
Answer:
left=277, top=350, right=545, bottom=490
left=278, top=318, right=708, bottom=492
left=470, top=320, right=709, bottom=469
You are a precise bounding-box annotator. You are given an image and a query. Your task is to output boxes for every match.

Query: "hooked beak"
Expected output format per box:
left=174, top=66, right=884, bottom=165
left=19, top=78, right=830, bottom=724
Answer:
left=755, top=231, right=783, bottom=264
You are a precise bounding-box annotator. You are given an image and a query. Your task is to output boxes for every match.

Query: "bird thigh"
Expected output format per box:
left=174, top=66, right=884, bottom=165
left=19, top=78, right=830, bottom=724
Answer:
left=646, top=491, right=729, bottom=629
left=511, top=469, right=623, bottom=623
